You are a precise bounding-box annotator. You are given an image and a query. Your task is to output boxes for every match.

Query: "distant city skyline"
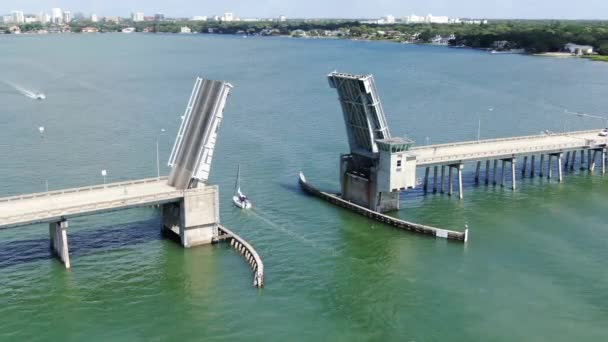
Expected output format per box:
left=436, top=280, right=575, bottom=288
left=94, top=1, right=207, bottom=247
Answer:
left=2, top=0, right=608, bottom=19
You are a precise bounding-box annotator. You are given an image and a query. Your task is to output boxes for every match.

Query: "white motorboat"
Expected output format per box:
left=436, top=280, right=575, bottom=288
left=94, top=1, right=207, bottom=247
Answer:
left=35, top=93, right=46, bottom=100
left=232, top=164, right=252, bottom=209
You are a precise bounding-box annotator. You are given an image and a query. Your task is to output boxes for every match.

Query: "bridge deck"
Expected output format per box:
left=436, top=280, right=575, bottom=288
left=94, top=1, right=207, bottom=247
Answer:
left=0, top=177, right=184, bottom=229
left=412, top=129, right=608, bottom=167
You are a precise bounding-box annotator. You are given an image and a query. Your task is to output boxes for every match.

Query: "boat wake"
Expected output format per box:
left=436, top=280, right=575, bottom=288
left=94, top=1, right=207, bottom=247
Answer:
left=247, top=207, right=338, bottom=255
left=4, top=81, right=46, bottom=100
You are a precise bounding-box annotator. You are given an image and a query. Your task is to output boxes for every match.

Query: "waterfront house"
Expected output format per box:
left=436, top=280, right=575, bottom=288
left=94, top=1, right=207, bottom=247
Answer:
left=81, top=27, right=99, bottom=33
left=564, top=43, right=594, bottom=55
left=180, top=26, right=192, bottom=34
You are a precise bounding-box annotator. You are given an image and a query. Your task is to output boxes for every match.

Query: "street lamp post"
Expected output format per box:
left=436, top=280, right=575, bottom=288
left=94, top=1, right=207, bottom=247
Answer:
left=156, top=128, right=166, bottom=179
left=38, top=126, right=49, bottom=191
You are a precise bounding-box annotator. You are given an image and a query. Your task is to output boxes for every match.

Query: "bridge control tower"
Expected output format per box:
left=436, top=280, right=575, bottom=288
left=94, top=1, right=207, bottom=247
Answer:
left=328, top=72, right=416, bottom=212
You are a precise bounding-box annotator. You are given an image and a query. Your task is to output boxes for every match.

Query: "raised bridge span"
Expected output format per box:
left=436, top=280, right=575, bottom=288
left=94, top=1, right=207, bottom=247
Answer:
left=301, top=72, right=607, bottom=242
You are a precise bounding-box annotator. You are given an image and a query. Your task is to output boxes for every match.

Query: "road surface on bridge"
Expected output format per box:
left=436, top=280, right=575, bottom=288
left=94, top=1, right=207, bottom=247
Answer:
left=412, top=129, right=608, bottom=166
left=0, top=177, right=184, bottom=229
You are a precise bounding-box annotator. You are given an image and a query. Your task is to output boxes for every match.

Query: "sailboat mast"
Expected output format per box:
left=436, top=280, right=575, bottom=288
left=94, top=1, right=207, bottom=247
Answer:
left=234, top=164, right=241, bottom=194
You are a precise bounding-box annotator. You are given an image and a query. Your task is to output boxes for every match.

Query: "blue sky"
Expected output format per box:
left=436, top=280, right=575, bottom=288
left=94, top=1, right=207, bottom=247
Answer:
left=3, top=0, right=608, bottom=19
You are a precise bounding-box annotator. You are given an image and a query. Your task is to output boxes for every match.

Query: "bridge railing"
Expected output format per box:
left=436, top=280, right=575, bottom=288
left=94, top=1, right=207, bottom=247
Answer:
left=0, top=177, right=169, bottom=203
left=411, top=129, right=601, bottom=151
left=417, top=139, right=607, bottom=165
left=0, top=188, right=184, bottom=229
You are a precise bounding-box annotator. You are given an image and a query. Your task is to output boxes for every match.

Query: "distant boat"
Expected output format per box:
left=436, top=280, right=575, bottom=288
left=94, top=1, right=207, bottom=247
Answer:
left=122, top=27, right=135, bottom=33
left=232, top=164, right=252, bottom=209
left=35, top=93, right=46, bottom=100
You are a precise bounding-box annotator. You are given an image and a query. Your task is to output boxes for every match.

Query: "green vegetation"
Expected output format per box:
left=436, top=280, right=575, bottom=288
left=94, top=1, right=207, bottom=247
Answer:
left=3, top=19, right=608, bottom=60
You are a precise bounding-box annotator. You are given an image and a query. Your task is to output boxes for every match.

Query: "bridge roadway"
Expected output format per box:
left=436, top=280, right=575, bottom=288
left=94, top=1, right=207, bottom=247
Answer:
left=412, top=129, right=608, bottom=166
left=0, top=177, right=184, bottom=229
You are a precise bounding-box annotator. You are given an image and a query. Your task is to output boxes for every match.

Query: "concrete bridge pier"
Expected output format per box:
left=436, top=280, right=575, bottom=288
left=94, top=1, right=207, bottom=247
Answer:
left=162, top=186, right=220, bottom=248
left=558, top=153, right=563, bottom=182
left=485, top=160, right=490, bottom=185
left=440, top=166, right=445, bottom=193
left=570, top=151, right=577, bottom=171
left=602, top=148, right=606, bottom=175
left=530, top=155, right=536, bottom=178
left=501, top=160, right=506, bottom=187
left=493, top=160, right=498, bottom=185
left=49, top=220, right=70, bottom=269
left=588, top=150, right=593, bottom=171
left=448, top=166, right=453, bottom=196
left=590, top=150, right=598, bottom=173
left=511, top=158, right=517, bottom=190
left=521, top=156, right=528, bottom=177
left=475, top=161, right=481, bottom=184
left=457, top=164, right=464, bottom=199
left=433, top=166, right=438, bottom=193
left=423, top=167, right=430, bottom=193
left=564, top=151, right=571, bottom=170
left=580, top=149, right=586, bottom=170
left=539, top=154, right=545, bottom=177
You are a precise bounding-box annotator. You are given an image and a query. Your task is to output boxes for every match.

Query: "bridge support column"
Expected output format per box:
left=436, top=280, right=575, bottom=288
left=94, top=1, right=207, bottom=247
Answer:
left=530, top=155, right=536, bottom=178
left=580, top=149, right=586, bottom=170
left=433, top=166, right=438, bottom=193
left=547, top=155, right=553, bottom=179
left=475, top=161, right=481, bottom=184
left=423, top=167, right=430, bottom=193
left=539, top=154, right=545, bottom=177
left=440, top=166, right=445, bottom=193
left=49, top=220, right=70, bottom=269
left=564, top=151, right=571, bottom=169
left=448, top=166, right=453, bottom=196
left=511, top=158, right=517, bottom=190
left=457, top=164, right=464, bottom=200
left=557, top=153, right=563, bottom=182
left=571, top=151, right=577, bottom=171
left=602, top=148, right=606, bottom=175
left=493, top=160, right=498, bottom=185
left=590, top=150, right=598, bottom=173
left=588, top=150, right=592, bottom=171
left=501, top=160, right=506, bottom=187
left=162, top=186, right=220, bottom=248
left=485, top=160, right=490, bottom=185
left=521, top=156, right=528, bottom=177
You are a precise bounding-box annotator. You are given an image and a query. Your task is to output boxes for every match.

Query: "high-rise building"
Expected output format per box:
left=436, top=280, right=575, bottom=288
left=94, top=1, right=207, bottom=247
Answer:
left=63, top=11, right=72, bottom=23
left=91, top=14, right=98, bottom=22
left=279, top=15, right=287, bottom=22
left=132, top=12, right=144, bottom=22
left=221, top=12, right=234, bottom=22
left=11, top=11, right=25, bottom=24
left=51, top=8, right=63, bottom=24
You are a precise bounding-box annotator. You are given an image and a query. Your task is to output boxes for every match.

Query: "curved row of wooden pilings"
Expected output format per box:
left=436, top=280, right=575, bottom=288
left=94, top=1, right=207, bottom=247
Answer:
left=217, top=225, right=264, bottom=288
left=298, top=172, right=468, bottom=242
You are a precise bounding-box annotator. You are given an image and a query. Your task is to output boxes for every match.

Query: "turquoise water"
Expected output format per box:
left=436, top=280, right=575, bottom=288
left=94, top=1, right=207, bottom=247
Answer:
left=1, top=34, right=608, bottom=341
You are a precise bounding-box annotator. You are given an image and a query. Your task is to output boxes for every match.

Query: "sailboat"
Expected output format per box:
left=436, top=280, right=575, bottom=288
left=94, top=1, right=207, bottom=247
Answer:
left=232, top=164, right=252, bottom=209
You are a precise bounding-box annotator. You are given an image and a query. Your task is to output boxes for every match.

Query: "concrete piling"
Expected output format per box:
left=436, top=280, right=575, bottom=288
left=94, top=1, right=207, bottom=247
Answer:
left=590, top=150, right=598, bottom=173
left=49, top=220, right=70, bottom=269
left=475, top=161, right=481, bottom=184
left=501, top=160, right=506, bottom=187
left=548, top=154, right=553, bottom=179
left=485, top=160, right=490, bottom=185
left=602, top=149, right=606, bottom=175
left=565, top=151, right=571, bottom=169
left=539, top=154, right=545, bottom=177
left=433, top=166, right=438, bottom=193
left=530, top=155, right=536, bottom=177
left=571, top=150, right=577, bottom=171
left=493, top=160, right=498, bottom=185
left=557, top=153, right=563, bottom=182
left=511, top=158, right=517, bottom=190
left=440, top=166, right=445, bottom=193
left=423, top=167, right=430, bottom=193
left=522, top=156, right=528, bottom=176
left=448, top=166, right=453, bottom=196
left=457, top=164, right=464, bottom=199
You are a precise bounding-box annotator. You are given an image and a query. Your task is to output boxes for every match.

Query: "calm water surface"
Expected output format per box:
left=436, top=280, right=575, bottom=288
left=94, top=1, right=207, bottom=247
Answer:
left=1, top=34, right=608, bottom=341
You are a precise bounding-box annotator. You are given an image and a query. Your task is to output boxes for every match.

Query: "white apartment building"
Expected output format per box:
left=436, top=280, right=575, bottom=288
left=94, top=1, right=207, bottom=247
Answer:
left=51, top=8, right=63, bottom=24
left=91, top=14, right=98, bottom=22
left=11, top=11, right=25, bottom=24
left=63, top=11, right=72, bottom=23
left=221, top=12, right=235, bottom=22
left=132, top=12, right=144, bottom=22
